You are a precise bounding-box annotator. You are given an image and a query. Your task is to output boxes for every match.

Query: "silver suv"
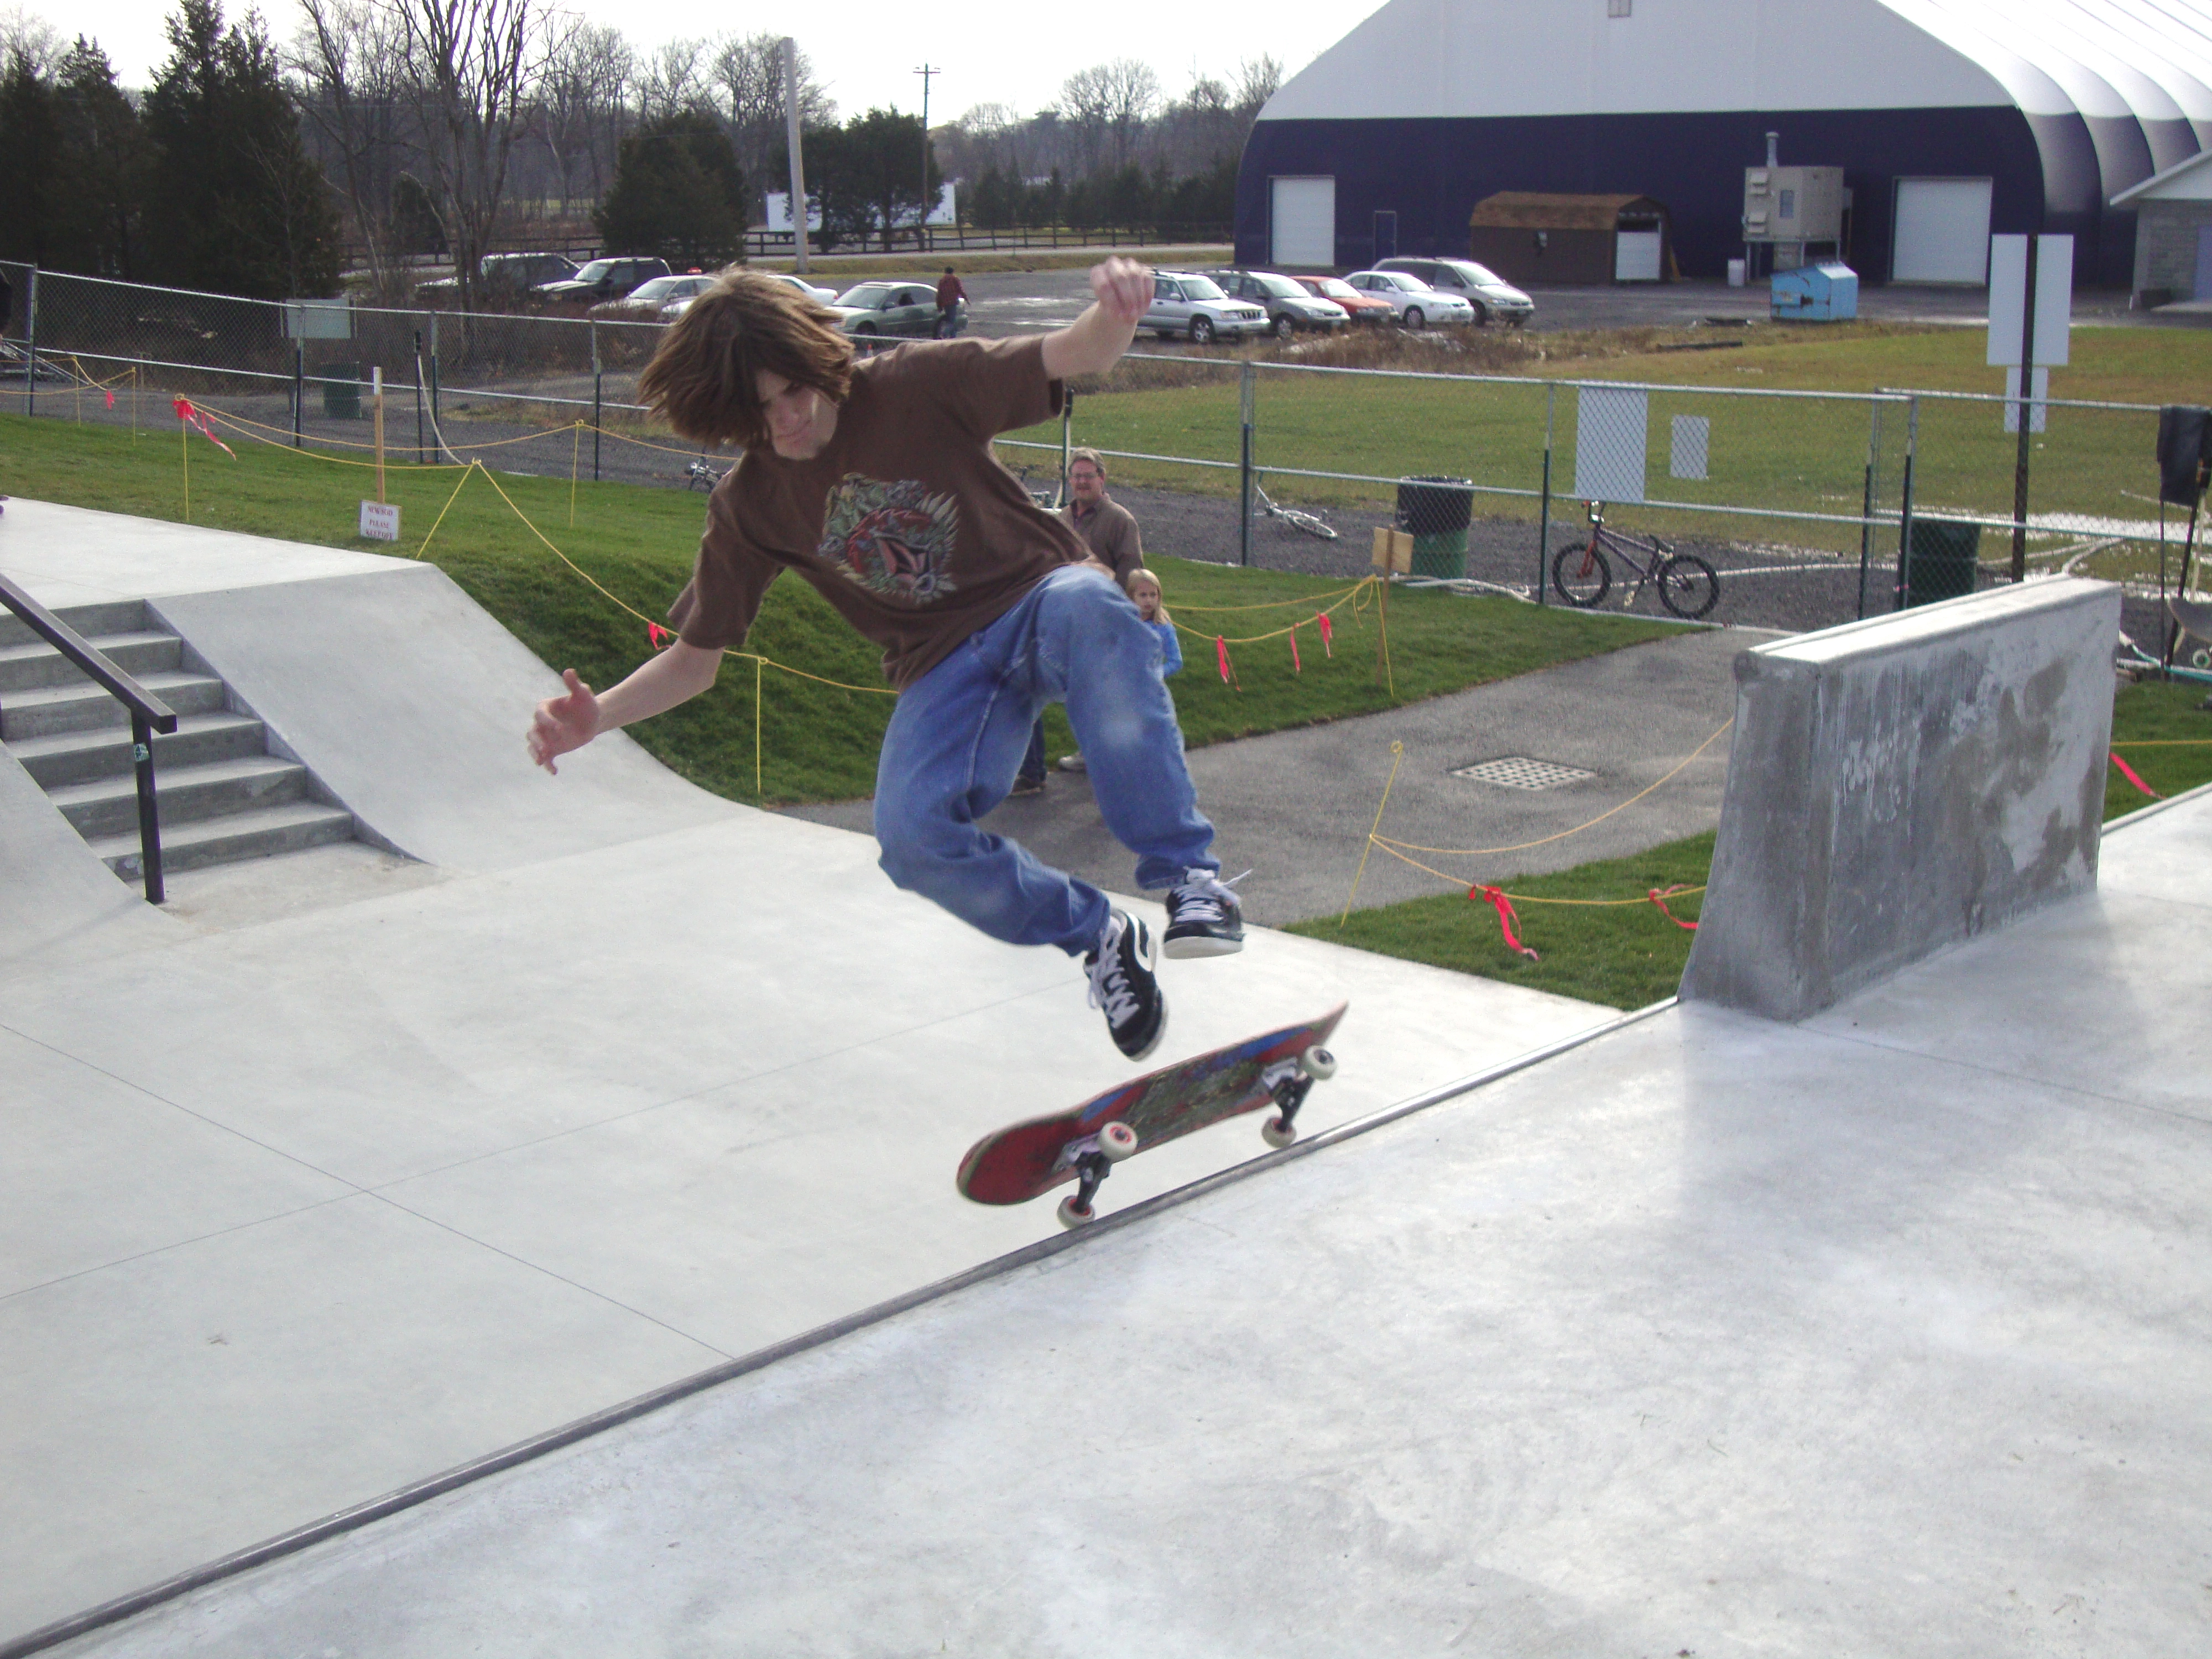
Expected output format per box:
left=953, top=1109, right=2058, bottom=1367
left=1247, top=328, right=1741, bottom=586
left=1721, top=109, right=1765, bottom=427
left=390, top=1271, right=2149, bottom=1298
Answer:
left=1143, top=272, right=1271, bottom=344
left=1374, top=258, right=1534, bottom=327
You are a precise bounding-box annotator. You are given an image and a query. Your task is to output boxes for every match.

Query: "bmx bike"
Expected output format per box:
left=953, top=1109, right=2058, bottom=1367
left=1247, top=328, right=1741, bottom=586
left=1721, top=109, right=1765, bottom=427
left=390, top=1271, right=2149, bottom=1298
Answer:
left=1551, top=501, right=1720, bottom=620
left=1254, top=480, right=1338, bottom=540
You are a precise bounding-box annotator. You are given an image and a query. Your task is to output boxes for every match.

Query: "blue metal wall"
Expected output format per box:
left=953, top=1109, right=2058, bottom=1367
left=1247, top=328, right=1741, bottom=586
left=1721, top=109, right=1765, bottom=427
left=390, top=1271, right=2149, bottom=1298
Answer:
left=1235, top=105, right=2134, bottom=286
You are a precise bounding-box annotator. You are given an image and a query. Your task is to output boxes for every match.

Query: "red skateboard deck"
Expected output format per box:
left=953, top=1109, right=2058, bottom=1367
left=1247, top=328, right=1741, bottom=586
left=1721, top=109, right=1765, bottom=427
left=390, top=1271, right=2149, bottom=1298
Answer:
left=957, top=1003, right=1348, bottom=1227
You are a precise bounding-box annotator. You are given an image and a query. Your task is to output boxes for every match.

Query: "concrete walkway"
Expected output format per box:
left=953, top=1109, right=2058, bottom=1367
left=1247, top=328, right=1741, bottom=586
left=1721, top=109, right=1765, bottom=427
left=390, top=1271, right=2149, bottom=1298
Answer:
left=0, top=502, right=1615, bottom=1647
left=41, top=784, right=2210, bottom=1658
left=791, top=622, right=1761, bottom=926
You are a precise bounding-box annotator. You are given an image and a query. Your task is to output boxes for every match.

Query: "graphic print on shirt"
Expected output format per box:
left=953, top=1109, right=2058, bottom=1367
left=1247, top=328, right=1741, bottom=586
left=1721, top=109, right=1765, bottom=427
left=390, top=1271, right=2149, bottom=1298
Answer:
left=815, top=473, right=961, bottom=603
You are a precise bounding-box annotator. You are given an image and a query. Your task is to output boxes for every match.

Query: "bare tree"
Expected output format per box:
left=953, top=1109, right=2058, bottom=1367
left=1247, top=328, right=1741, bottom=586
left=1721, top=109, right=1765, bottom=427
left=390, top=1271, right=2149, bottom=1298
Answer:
left=392, top=0, right=547, bottom=314
left=709, top=30, right=831, bottom=221
left=635, top=34, right=707, bottom=123
left=535, top=15, right=628, bottom=215
left=0, top=4, right=59, bottom=71
left=290, top=0, right=413, bottom=298
left=1234, top=54, right=1282, bottom=120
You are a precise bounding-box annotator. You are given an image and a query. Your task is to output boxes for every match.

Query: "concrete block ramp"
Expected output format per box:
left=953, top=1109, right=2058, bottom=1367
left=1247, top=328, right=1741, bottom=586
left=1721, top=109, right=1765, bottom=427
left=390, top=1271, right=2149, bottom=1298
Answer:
left=28, top=789, right=2212, bottom=1659
left=0, top=499, right=1621, bottom=1649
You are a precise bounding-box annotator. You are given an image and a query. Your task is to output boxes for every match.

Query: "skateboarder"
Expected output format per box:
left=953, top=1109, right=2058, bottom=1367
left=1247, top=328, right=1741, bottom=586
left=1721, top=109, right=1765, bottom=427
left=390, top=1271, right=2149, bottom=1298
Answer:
left=525, top=258, right=1242, bottom=1060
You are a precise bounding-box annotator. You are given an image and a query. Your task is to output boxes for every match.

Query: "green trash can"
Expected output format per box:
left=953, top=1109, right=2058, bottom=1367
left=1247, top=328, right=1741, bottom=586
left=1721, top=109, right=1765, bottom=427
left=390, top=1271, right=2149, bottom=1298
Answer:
left=1398, top=476, right=1473, bottom=578
left=1900, top=515, right=1980, bottom=607
left=322, top=362, right=361, bottom=420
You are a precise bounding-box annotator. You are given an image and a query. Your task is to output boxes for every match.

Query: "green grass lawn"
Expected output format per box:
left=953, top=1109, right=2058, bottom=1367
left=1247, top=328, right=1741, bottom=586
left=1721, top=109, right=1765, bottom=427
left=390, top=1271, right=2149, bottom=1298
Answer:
left=0, top=413, right=1673, bottom=803
left=1287, top=677, right=2212, bottom=1010
left=1006, top=326, right=2212, bottom=570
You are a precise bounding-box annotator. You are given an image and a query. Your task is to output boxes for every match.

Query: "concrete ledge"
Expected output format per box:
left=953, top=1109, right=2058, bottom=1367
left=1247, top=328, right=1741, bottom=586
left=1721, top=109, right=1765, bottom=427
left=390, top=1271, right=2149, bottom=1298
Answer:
left=1680, top=577, right=2120, bottom=1021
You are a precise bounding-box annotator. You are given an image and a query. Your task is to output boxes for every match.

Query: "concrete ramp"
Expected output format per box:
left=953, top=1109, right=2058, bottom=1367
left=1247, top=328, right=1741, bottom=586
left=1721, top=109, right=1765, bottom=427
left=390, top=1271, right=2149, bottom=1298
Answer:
left=0, top=745, right=179, bottom=972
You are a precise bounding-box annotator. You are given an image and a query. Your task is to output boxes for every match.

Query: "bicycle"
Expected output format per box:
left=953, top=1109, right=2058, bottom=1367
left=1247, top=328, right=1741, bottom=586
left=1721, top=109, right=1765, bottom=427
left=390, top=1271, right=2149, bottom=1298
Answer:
left=1550, top=500, right=1720, bottom=619
left=1254, top=480, right=1339, bottom=541
left=686, top=455, right=727, bottom=491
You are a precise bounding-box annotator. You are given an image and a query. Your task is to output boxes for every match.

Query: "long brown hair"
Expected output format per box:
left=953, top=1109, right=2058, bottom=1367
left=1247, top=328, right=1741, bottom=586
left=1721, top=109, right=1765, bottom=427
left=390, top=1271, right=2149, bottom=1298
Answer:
left=636, top=270, right=856, bottom=448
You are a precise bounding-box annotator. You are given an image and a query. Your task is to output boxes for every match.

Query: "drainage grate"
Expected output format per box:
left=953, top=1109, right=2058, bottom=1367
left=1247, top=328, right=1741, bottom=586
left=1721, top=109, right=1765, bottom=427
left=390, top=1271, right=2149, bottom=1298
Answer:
left=1451, top=756, right=1597, bottom=791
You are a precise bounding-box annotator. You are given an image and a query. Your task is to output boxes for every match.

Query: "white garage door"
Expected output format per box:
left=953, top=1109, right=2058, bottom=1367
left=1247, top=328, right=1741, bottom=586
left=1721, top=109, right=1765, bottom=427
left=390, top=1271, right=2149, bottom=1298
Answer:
left=1892, top=178, right=1994, bottom=284
left=1614, top=229, right=1663, bottom=282
left=1270, top=178, right=1335, bottom=269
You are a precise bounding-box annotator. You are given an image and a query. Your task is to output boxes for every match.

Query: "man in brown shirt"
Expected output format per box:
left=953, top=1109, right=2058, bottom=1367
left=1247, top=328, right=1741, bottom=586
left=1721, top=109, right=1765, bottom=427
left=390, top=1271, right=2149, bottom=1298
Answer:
left=933, top=267, right=966, bottom=337
left=525, top=262, right=1244, bottom=1061
left=1060, top=447, right=1142, bottom=585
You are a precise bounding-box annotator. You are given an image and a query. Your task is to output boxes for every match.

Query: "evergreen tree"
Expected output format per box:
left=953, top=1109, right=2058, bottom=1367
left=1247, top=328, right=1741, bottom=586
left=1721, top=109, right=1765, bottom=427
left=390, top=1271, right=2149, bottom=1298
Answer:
left=0, top=49, right=65, bottom=268
left=596, top=110, right=746, bottom=267
left=142, top=0, right=342, bottom=298
left=53, top=38, right=150, bottom=279
left=811, top=108, right=941, bottom=252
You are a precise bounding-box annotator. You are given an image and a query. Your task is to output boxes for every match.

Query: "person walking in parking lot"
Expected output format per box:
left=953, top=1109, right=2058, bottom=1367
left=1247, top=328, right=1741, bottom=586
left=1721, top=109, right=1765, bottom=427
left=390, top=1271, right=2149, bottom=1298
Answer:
left=935, top=267, right=967, bottom=337
left=525, top=260, right=1244, bottom=1061
left=1053, top=447, right=1147, bottom=775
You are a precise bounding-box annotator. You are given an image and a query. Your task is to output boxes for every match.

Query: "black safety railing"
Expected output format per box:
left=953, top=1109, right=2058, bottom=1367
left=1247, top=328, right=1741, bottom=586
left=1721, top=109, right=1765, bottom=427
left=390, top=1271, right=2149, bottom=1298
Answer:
left=0, top=571, right=177, bottom=904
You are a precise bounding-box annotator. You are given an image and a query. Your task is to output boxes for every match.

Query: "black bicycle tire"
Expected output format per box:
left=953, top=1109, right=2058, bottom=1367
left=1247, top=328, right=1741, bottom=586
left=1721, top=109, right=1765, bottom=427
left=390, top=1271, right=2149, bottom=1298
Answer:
left=1552, top=541, right=1611, bottom=607
left=1655, top=551, right=1721, bottom=620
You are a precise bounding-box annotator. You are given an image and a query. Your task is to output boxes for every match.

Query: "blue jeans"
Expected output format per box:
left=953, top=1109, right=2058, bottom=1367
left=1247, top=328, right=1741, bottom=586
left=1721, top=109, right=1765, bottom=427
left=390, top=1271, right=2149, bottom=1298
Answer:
left=874, top=565, right=1217, bottom=954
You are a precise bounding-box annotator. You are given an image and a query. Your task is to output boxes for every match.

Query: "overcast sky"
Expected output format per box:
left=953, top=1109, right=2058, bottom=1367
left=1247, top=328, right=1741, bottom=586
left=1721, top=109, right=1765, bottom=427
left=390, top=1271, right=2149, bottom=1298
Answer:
left=26, top=1, right=1363, bottom=122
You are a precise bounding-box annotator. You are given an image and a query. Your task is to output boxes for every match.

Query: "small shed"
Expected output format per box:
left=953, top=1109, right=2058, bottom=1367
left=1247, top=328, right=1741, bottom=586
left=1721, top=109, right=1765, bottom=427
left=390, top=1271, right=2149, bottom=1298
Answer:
left=2111, top=149, right=2212, bottom=308
left=1467, top=194, right=1674, bottom=286
left=1771, top=262, right=1859, bottom=321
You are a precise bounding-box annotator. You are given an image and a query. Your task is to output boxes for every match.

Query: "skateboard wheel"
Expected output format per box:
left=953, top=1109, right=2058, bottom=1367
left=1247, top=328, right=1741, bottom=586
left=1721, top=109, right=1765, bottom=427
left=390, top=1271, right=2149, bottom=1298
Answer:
left=1099, top=1121, right=1139, bottom=1161
left=1261, top=1113, right=1297, bottom=1150
left=1056, top=1196, right=1095, bottom=1230
left=1301, top=1045, right=1338, bottom=1081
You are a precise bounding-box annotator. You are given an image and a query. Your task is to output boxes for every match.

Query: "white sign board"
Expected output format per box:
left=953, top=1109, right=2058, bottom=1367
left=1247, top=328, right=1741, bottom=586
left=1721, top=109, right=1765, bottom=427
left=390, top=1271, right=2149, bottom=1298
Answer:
left=1987, top=234, right=2072, bottom=367
left=1574, top=387, right=1650, bottom=504
left=766, top=184, right=957, bottom=232
left=359, top=500, right=401, bottom=541
left=284, top=297, right=353, bottom=341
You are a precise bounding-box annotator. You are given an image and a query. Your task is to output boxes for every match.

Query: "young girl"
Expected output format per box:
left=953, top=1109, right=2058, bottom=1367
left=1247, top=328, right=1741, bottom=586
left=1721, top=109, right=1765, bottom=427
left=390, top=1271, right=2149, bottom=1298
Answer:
left=1125, top=567, right=1182, bottom=676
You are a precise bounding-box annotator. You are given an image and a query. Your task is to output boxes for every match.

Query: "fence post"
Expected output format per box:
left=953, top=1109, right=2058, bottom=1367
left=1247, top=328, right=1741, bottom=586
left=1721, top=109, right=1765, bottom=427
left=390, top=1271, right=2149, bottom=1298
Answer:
left=1536, top=382, right=1555, bottom=606
left=414, top=327, right=427, bottom=465
left=591, top=321, right=602, bottom=483
left=293, top=340, right=305, bottom=448
left=1856, top=398, right=1880, bottom=619
left=428, top=310, right=441, bottom=436
left=1895, top=394, right=1919, bottom=611
left=1060, top=389, right=1073, bottom=504
left=1238, top=359, right=1255, bottom=568
left=2011, top=233, right=2038, bottom=584
left=23, top=267, right=36, bottom=418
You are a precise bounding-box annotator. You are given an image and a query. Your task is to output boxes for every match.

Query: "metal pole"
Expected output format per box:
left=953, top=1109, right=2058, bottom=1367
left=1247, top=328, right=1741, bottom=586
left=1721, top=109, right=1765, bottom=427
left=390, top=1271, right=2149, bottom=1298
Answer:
left=1239, top=360, right=1255, bottom=568
left=592, top=321, right=602, bottom=482
left=428, top=311, right=441, bottom=436
left=131, top=709, right=165, bottom=905
left=414, top=328, right=426, bottom=465
left=1536, top=383, right=1555, bottom=606
left=783, top=38, right=811, bottom=274
left=1856, top=399, right=1879, bottom=619
left=294, top=340, right=305, bottom=447
left=1060, top=389, right=1073, bottom=506
left=914, top=64, right=937, bottom=252
left=2010, top=232, right=2038, bottom=583
left=24, top=267, right=37, bottom=417
left=1895, top=395, right=1919, bottom=611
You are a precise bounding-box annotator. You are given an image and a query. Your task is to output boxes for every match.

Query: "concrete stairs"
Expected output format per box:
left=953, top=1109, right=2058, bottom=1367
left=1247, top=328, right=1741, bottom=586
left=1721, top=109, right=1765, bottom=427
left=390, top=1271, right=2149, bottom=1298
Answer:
left=0, top=600, right=358, bottom=882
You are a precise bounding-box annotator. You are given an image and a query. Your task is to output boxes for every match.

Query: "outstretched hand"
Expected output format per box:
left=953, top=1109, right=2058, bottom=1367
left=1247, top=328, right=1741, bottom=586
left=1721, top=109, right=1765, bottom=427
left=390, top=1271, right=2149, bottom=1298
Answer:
left=1089, top=257, right=1153, bottom=328
left=528, top=669, right=599, bottom=775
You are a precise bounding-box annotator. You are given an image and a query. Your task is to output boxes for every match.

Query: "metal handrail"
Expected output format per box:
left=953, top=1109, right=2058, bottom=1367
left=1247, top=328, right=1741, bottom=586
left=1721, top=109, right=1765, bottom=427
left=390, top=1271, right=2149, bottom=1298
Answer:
left=0, top=570, right=178, bottom=904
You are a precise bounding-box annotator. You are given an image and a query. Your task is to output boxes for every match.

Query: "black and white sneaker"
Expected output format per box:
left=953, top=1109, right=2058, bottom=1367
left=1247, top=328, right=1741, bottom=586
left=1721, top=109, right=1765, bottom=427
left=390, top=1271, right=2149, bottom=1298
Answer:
left=1162, top=867, right=1246, bottom=958
left=1086, top=909, right=1166, bottom=1060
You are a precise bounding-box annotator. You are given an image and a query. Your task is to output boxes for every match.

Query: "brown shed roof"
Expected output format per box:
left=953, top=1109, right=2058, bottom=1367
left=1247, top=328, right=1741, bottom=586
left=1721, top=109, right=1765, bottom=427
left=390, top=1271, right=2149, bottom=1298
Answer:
left=1468, top=193, right=1668, bottom=230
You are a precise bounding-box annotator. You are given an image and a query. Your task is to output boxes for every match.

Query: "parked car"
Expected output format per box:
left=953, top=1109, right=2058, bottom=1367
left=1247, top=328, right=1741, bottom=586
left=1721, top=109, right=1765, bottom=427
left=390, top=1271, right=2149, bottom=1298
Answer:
left=764, top=272, right=839, bottom=306
left=1292, top=274, right=1396, bottom=326
left=828, top=280, right=965, bottom=337
left=1206, top=270, right=1349, bottom=339
left=1142, top=272, right=1271, bottom=344
left=414, top=252, right=577, bottom=304
left=1342, top=269, right=1477, bottom=329
left=1374, top=257, right=1534, bottom=326
left=591, top=273, right=718, bottom=321
left=536, top=256, right=672, bottom=305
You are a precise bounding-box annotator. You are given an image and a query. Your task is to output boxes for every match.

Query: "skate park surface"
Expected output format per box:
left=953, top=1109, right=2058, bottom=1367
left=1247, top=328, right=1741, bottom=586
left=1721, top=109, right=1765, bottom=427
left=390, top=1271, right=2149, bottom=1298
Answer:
left=8, top=502, right=2210, bottom=1656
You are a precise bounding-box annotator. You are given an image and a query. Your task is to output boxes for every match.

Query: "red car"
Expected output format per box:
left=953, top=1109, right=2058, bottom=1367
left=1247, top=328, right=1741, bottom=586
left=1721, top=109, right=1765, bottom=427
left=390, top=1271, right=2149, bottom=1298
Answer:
left=1295, top=275, right=1395, bottom=325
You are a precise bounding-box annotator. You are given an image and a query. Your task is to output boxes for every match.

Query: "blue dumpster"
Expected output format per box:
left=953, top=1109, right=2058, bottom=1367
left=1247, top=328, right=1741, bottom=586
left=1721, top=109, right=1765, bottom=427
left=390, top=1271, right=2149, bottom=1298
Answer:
left=1770, top=262, right=1858, bottom=322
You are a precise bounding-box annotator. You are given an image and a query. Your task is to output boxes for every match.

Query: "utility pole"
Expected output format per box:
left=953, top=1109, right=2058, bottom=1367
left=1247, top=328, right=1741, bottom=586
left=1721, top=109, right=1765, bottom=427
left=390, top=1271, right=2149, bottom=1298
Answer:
left=914, top=64, right=939, bottom=252
left=782, top=37, right=810, bottom=274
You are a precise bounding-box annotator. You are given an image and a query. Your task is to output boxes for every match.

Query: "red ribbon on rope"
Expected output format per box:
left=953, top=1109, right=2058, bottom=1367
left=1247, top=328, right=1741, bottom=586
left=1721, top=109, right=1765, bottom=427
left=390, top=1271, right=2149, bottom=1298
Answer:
left=170, top=395, right=237, bottom=458
left=2109, top=752, right=2161, bottom=799
left=103, top=389, right=115, bottom=409
left=1316, top=612, right=1333, bottom=656
left=1647, top=885, right=1700, bottom=931
left=647, top=623, right=672, bottom=650
left=1470, top=884, right=1541, bottom=961
left=1289, top=624, right=1301, bottom=674
left=1216, top=634, right=1238, bottom=688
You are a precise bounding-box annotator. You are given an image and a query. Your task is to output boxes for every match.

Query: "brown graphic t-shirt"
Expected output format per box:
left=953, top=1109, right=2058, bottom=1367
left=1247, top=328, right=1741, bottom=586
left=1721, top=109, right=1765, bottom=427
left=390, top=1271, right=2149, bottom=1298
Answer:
left=671, top=336, right=1086, bottom=690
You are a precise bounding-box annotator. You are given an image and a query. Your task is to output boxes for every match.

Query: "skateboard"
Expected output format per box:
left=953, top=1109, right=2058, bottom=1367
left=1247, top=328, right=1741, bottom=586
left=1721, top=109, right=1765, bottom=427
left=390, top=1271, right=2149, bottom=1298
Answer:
left=957, top=1003, right=1348, bottom=1229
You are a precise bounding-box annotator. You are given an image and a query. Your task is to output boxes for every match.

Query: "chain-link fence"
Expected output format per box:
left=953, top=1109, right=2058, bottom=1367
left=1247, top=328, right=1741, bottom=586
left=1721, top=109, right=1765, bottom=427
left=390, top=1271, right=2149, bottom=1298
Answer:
left=4, top=262, right=2194, bottom=641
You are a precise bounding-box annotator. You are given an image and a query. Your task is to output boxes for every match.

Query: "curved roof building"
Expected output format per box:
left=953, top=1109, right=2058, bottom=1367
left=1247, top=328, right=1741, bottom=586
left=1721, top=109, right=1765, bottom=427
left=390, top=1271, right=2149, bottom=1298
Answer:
left=1234, top=0, right=2212, bottom=287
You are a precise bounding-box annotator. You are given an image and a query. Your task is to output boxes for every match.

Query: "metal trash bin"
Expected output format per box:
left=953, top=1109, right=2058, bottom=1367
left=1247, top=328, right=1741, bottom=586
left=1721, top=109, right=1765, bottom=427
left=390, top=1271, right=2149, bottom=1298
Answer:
left=1397, top=475, right=1473, bottom=578
left=1901, top=515, right=1979, bottom=607
left=322, top=362, right=361, bottom=420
